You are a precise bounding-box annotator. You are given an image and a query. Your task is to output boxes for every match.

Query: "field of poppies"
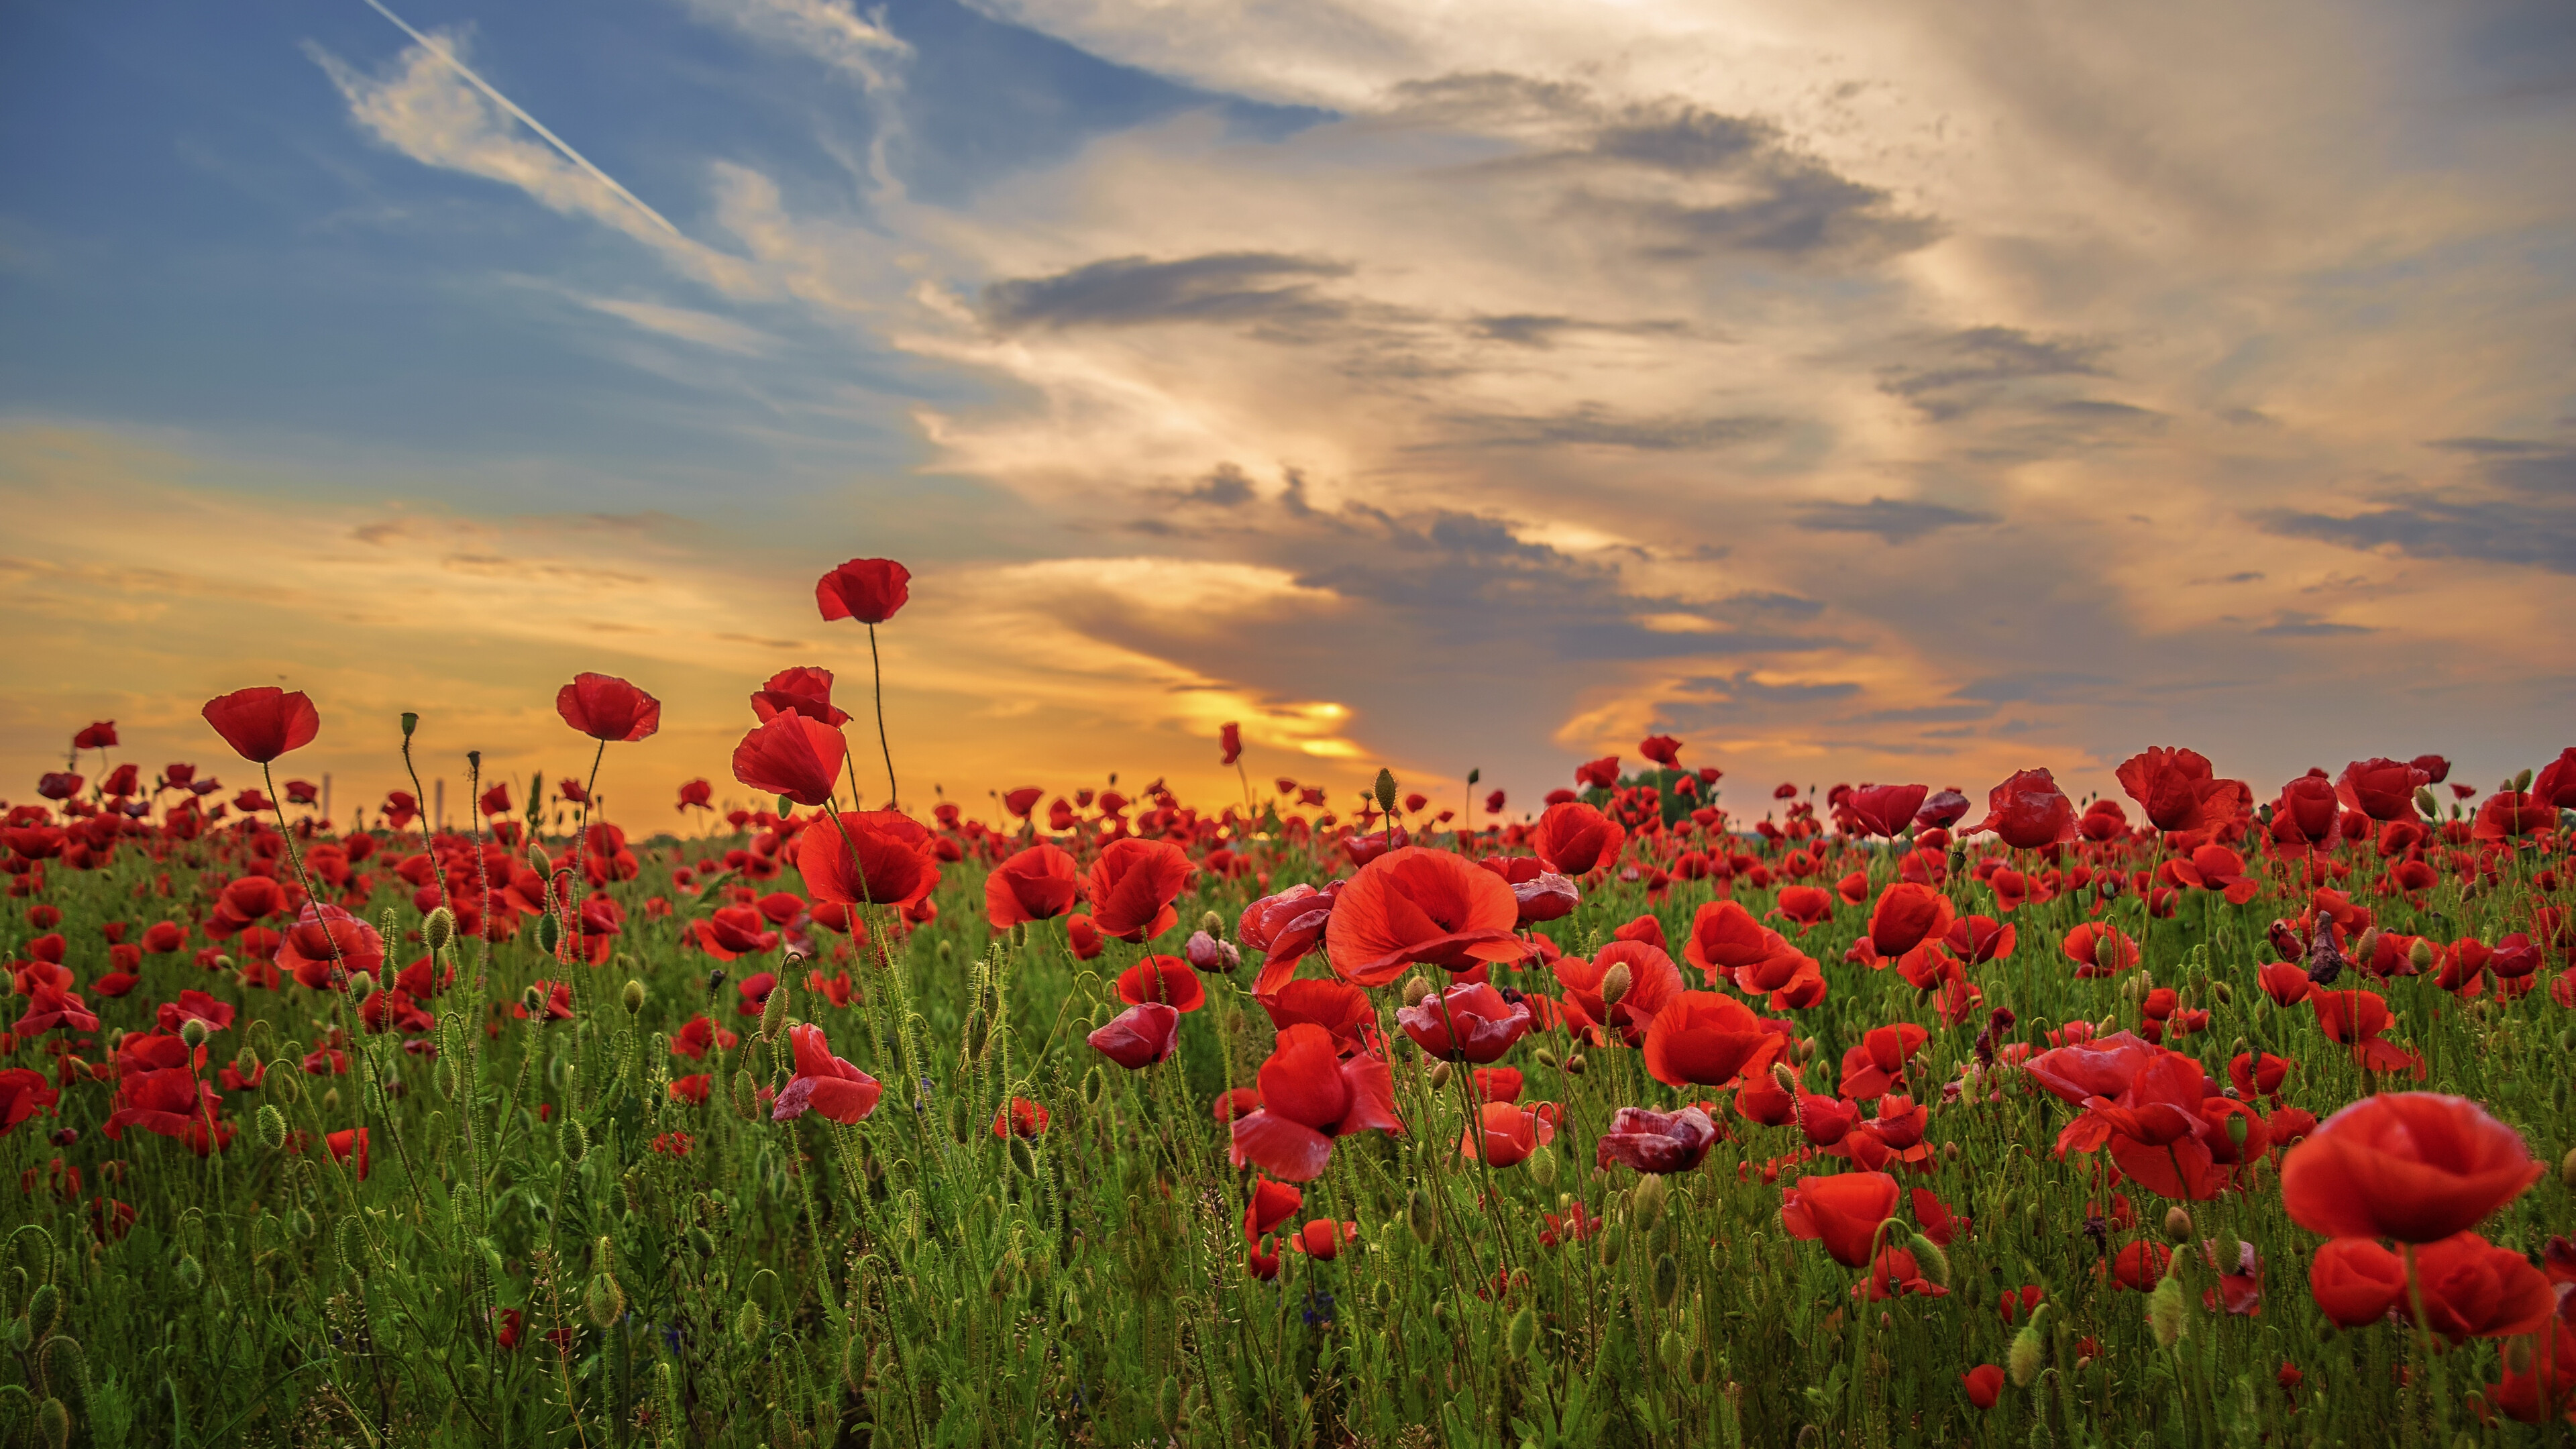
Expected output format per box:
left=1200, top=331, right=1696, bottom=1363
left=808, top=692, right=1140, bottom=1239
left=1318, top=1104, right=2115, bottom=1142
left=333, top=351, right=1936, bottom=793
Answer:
left=3, top=555, right=2573, bottom=1448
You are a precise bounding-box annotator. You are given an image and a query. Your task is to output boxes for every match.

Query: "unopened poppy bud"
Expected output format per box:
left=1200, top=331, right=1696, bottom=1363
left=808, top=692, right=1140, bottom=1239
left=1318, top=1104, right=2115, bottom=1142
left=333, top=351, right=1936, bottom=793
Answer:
left=2514, top=767, right=2534, bottom=792
left=1652, top=1253, right=1680, bottom=1308
left=1529, top=1146, right=1558, bottom=1187
left=1428, top=1061, right=1452, bottom=1089
left=2162, top=1205, right=2193, bottom=1243
left=1771, top=1061, right=1800, bottom=1094
left=423, top=906, right=455, bottom=955
left=256, top=1104, right=287, bottom=1150
left=558, top=1119, right=588, bottom=1162
left=1563, top=1054, right=1586, bottom=1076
left=179, top=1019, right=208, bottom=1049
left=537, top=912, right=561, bottom=954
left=1631, top=1173, right=1670, bottom=1228
left=1198, top=910, right=1226, bottom=939
left=1942, top=1140, right=1959, bottom=1162
left=731, top=1071, right=759, bottom=1122
left=400, top=711, right=419, bottom=739
left=1407, top=1188, right=1438, bottom=1244
left=321, top=1087, right=341, bottom=1113
left=2408, top=938, right=2435, bottom=973
left=2147, top=1272, right=2187, bottom=1346
left=175, top=1253, right=203, bottom=1291
left=1658, top=1325, right=1686, bottom=1370
left=1533, top=1047, right=1560, bottom=1071
left=760, top=982, right=790, bottom=1040
left=1600, top=963, right=1633, bottom=1005
left=1907, top=1232, right=1949, bottom=1288
left=1374, top=768, right=1398, bottom=813
left=1507, top=1303, right=1538, bottom=1360
left=521, top=984, right=545, bottom=1016
left=2008, top=1307, right=2049, bottom=1387
left=2561, top=1146, right=2575, bottom=1191
left=350, top=972, right=376, bottom=1004
left=36, top=1397, right=67, bottom=1449
left=1796, top=1037, right=1819, bottom=1063
left=586, top=1269, right=625, bottom=1329
left=2210, top=981, right=2233, bottom=1005
left=622, top=979, right=645, bottom=1015
left=2413, top=786, right=2438, bottom=818
left=1401, top=976, right=1434, bottom=1006
left=2353, top=928, right=2379, bottom=966
left=736, top=1299, right=764, bottom=1344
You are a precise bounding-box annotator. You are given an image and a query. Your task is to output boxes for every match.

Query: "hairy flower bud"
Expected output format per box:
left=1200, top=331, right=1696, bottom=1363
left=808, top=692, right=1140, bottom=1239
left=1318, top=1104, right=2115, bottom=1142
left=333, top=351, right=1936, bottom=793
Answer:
left=1907, top=1232, right=1950, bottom=1289
left=2162, top=1205, right=2193, bottom=1244
left=2147, top=1271, right=2188, bottom=1347
left=1600, top=962, right=1633, bottom=1006
left=2008, top=1305, right=2049, bottom=1387
left=1631, top=1173, right=1670, bottom=1229
left=760, top=981, right=790, bottom=1041
left=622, top=979, right=646, bottom=1016
left=256, top=1104, right=288, bottom=1151
left=1407, top=1188, right=1438, bottom=1245
left=1506, top=1303, right=1538, bottom=1360
left=1374, top=768, right=1398, bottom=813
left=423, top=906, right=455, bottom=955
left=178, top=1019, right=208, bottom=1049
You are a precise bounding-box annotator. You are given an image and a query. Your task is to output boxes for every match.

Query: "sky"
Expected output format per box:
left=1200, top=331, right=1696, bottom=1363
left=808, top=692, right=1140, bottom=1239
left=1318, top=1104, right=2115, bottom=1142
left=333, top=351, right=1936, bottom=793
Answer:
left=3, top=0, right=2573, bottom=828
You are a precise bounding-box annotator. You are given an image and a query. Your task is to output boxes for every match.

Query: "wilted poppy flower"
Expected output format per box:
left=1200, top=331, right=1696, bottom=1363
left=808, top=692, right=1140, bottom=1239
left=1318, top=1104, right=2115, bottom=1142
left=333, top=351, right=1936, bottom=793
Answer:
left=1970, top=769, right=2078, bottom=849
left=1841, top=784, right=1928, bottom=839
left=751, top=666, right=851, bottom=727
left=1088, top=1002, right=1181, bottom=1071
left=770, top=1023, right=882, bottom=1124
left=2336, top=758, right=2429, bottom=822
left=815, top=557, right=911, bottom=624
left=1228, top=1024, right=1402, bottom=1181
left=1595, top=1105, right=1719, bottom=1175
left=1780, top=1171, right=1901, bottom=1267
left=732, top=713, right=846, bottom=808
left=796, top=810, right=940, bottom=911
left=1962, top=1364, right=2003, bottom=1409
left=2279, top=1092, right=2542, bottom=1242
left=1397, top=981, right=1534, bottom=1063
left=2308, top=1237, right=2406, bottom=1326
left=555, top=673, right=661, bottom=743
left=202, top=687, right=321, bottom=763
left=1324, top=847, right=1520, bottom=987
left=1532, top=802, right=1625, bottom=875
left=986, top=843, right=1081, bottom=930
left=1087, top=838, right=1197, bottom=943
left=1642, top=991, right=1779, bottom=1088
left=1867, top=883, right=1954, bottom=959
left=1117, top=956, right=1206, bottom=1014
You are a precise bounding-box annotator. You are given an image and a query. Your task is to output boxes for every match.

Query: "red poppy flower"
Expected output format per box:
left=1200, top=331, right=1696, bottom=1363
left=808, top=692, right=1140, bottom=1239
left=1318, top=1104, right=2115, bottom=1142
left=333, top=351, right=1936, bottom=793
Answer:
left=2271, top=774, right=2343, bottom=844
left=1087, top=838, right=1197, bottom=943
left=769, top=1023, right=882, bottom=1124
left=816, top=557, right=912, bottom=624
left=2532, top=746, right=2576, bottom=808
left=1943, top=914, right=2015, bottom=963
left=2410, top=1231, right=2557, bottom=1344
left=1117, top=956, right=1205, bottom=1014
left=1774, top=885, right=1833, bottom=930
left=1780, top=1171, right=1901, bottom=1267
left=279, top=904, right=386, bottom=990
left=2060, top=922, right=2139, bottom=977
left=690, top=906, right=780, bottom=962
left=327, top=1126, right=371, bottom=1181
left=1642, top=991, right=1779, bottom=1089
left=731, top=713, right=846, bottom=808
left=987, top=843, right=1081, bottom=930
left=1397, top=981, right=1534, bottom=1063
left=2308, top=1237, right=2405, bottom=1326
left=751, top=666, right=852, bottom=727
left=1258, top=979, right=1375, bottom=1055
left=1841, top=783, right=1928, bottom=839
left=1220, top=722, right=1243, bottom=765
left=2335, top=757, right=2430, bottom=822
left=1866, top=883, right=1953, bottom=959
left=1970, top=768, right=2078, bottom=849
left=0, top=1069, right=62, bottom=1134
left=2257, top=961, right=2312, bottom=1006
left=2110, top=1239, right=2171, bottom=1291
left=2279, top=1092, right=2542, bottom=1242
left=2114, top=747, right=2249, bottom=834
left=1460, top=1100, right=1555, bottom=1168
left=1245, top=1177, right=1303, bottom=1240
left=796, top=810, right=941, bottom=910
left=1228, top=1024, right=1402, bottom=1181
left=1555, top=941, right=1683, bottom=1045
left=1595, top=1105, right=1718, bottom=1175
left=1962, top=1364, right=2003, bottom=1409
left=555, top=673, right=661, bottom=743
left=991, top=1097, right=1049, bottom=1138
left=1532, top=802, right=1625, bottom=875
left=1088, top=1002, right=1181, bottom=1071
left=201, top=687, right=320, bottom=763
left=1323, top=847, right=1520, bottom=987
left=2167, top=844, right=2259, bottom=905
left=1066, top=914, right=1104, bottom=960
left=1240, top=882, right=1340, bottom=995
left=1836, top=1022, right=1929, bottom=1100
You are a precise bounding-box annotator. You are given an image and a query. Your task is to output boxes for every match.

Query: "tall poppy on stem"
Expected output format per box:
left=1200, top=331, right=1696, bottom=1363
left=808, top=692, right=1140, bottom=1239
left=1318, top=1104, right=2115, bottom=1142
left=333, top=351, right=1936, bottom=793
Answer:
left=202, top=687, right=347, bottom=985
left=816, top=557, right=912, bottom=808
left=553, top=672, right=660, bottom=957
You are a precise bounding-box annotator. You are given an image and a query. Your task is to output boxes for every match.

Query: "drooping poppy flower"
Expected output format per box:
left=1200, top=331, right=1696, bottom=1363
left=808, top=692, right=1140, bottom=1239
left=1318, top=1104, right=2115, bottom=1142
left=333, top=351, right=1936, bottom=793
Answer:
left=555, top=673, right=661, bottom=743
left=1240, top=882, right=1340, bottom=995
left=1117, top=956, right=1206, bottom=1014
left=2335, top=758, right=2430, bottom=822
left=985, top=843, right=1081, bottom=930
left=1088, top=1002, right=1181, bottom=1070
left=1228, top=1024, right=1402, bottom=1181
left=796, top=810, right=941, bottom=911
left=1087, top=838, right=1197, bottom=943
left=1396, top=981, right=1534, bottom=1063
left=2279, top=1092, right=2543, bottom=1242
left=1866, top=883, right=1954, bottom=959
left=1780, top=1171, right=1902, bottom=1267
left=750, top=666, right=851, bottom=727
left=815, top=557, right=911, bottom=624
left=201, top=687, right=320, bottom=763
left=731, top=712, right=846, bottom=808
left=1323, top=847, right=1520, bottom=987
left=1595, top=1105, right=1719, bottom=1175
left=1642, top=991, right=1779, bottom=1088
left=2307, top=1238, right=2406, bottom=1327
left=769, top=1023, right=883, bottom=1124
left=1970, top=769, right=2078, bottom=849
left=1532, top=801, right=1625, bottom=875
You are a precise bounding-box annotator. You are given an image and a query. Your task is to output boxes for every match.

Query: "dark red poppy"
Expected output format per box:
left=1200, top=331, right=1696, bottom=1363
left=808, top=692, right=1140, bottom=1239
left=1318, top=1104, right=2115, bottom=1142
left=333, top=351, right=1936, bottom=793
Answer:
left=1970, top=769, right=2078, bottom=849
left=202, top=687, right=320, bottom=763
left=796, top=810, right=941, bottom=910
left=1638, top=734, right=1683, bottom=767
left=816, top=557, right=911, bottom=624
left=555, top=674, right=661, bottom=743
left=2115, top=747, right=2249, bottom=833
left=986, top=843, right=1080, bottom=930
left=1642, top=991, right=1779, bottom=1088
left=1228, top=1024, right=1402, bottom=1181
left=2336, top=757, right=2429, bottom=822
left=1220, top=722, right=1243, bottom=766
left=2280, top=1092, right=2542, bottom=1242
left=751, top=666, right=851, bottom=727
left=1962, top=1365, right=2003, bottom=1409
left=1595, top=1105, right=1719, bottom=1175
left=1395, top=981, right=1534, bottom=1063
left=732, top=712, right=846, bottom=808
left=2531, top=746, right=2576, bottom=808
left=1323, top=847, right=1519, bottom=987
left=1780, top=1171, right=1901, bottom=1267
left=770, top=1024, right=882, bottom=1123
left=1866, top=882, right=1954, bottom=959
left=1841, top=784, right=1927, bottom=839
left=0, top=1069, right=61, bottom=1134
left=1088, top=1002, right=1181, bottom=1070
left=1532, top=801, right=1625, bottom=875
left=1087, top=838, right=1197, bottom=942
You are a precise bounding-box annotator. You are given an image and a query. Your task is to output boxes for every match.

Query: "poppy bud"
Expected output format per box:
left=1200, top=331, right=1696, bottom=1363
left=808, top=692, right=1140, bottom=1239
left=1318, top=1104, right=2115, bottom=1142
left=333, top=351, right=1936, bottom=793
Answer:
left=1081, top=1067, right=1106, bottom=1109
left=1428, top=1061, right=1452, bottom=1089
left=1563, top=1054, right=1586, bottom=1076
left=1601, top=1225, right=1625, bottom=1267
left=1059, top=1287, right=1082, bottom=1326
left=350, top=972, right=376, bottom=1004
left=1008, top=1138, right=1037, bottom=1178
left=2561, top=1146, right=2575, bottom=1191
left=2147, top=1271, right=2187, bottom=1347
left=256, top=1105, right=287, bottom=1151
left=423, top=906, right=455, bottom=955
left=336, top=1216, right=372, bottom=1278
left=1771, top=1061, right=1800, bottom=1095
left=731, top=1070, right=759, bottom=1122
left=26, top=1283, right=59, bottom=1340
left=1652, top=1253, right=1680, bottom=1308
left=622, top=979, right=645, bottom=1016
left=1907, top=1232, right=1950, bottom=1289
left=2096, top=934, right=2121, bottom=973
left=1407, top=1188, right=1438, bottom=1244
left=322, top=1087, right=341, bottom=1113
left=1600, top=962, right=1633, bottom=1006
left=586, top=1270, right=625, bottom=1330
left=1533, top=1048, right=1561, bottom=1071
left=1529, top=1146, right=1558, bottom=1187
left=1375, top=768, right=1398, bottom=813
left=2412, top=786, right=2438, bottom=818
left=736, top=1299, right=764, bottom=1344
left=36, top=1398, right=67, bottom=1449
left=175, top=1253, right=203, bottom=1291
left=1401, top=976, right=1434, bottom=1006
left=2408, top=938, right=2434, bottom=973
left=1198, top=910, right=1226, bottom=938
left=2353, top=928, right=2379, bottom=967
left=1631, top=1173, right=1670, bottom=1228
left=558, top=1118, right=588, bottom=1163
left=760, top=981, right=790, bottom=1041
left=400, top=711, right=419, bottom=739
left=1507, top=1303, right=1538, bottom=1360
left=179, top=1019, right=208, bottom=1049
left=2008, top=1308, right=2048, bottom=1387
left=538, top=912, right=561, bottom=955
left=2162, top=1205, right=2192, bottom=1244
left=2515, top=767, right=2534, bottom=792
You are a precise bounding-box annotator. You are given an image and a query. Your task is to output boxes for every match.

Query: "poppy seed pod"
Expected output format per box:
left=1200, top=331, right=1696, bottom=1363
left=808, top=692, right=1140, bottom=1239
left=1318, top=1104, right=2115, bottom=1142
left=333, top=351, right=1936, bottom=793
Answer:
left=178, top=1018, right=208, bottom=1049
left=400, top=711, right=419, bottom=739
left=1375, top=769, right=1398, bottom=813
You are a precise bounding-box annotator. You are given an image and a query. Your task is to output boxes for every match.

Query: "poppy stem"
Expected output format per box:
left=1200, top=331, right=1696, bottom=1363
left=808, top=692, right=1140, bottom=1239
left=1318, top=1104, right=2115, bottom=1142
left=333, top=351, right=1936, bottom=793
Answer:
left=867, top=621, right=898, bottom=810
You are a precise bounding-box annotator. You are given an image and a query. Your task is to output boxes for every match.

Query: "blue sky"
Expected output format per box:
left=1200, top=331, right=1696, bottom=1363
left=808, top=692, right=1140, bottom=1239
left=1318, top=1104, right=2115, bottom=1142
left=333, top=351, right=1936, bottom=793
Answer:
left=3, top=0, right=2573, bottom=820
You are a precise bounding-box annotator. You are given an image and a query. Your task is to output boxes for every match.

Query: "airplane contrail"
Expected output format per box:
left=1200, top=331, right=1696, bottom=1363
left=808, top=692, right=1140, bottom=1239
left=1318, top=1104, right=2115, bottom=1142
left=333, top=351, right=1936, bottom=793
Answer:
left=356, top=0, right=684, bottom=237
